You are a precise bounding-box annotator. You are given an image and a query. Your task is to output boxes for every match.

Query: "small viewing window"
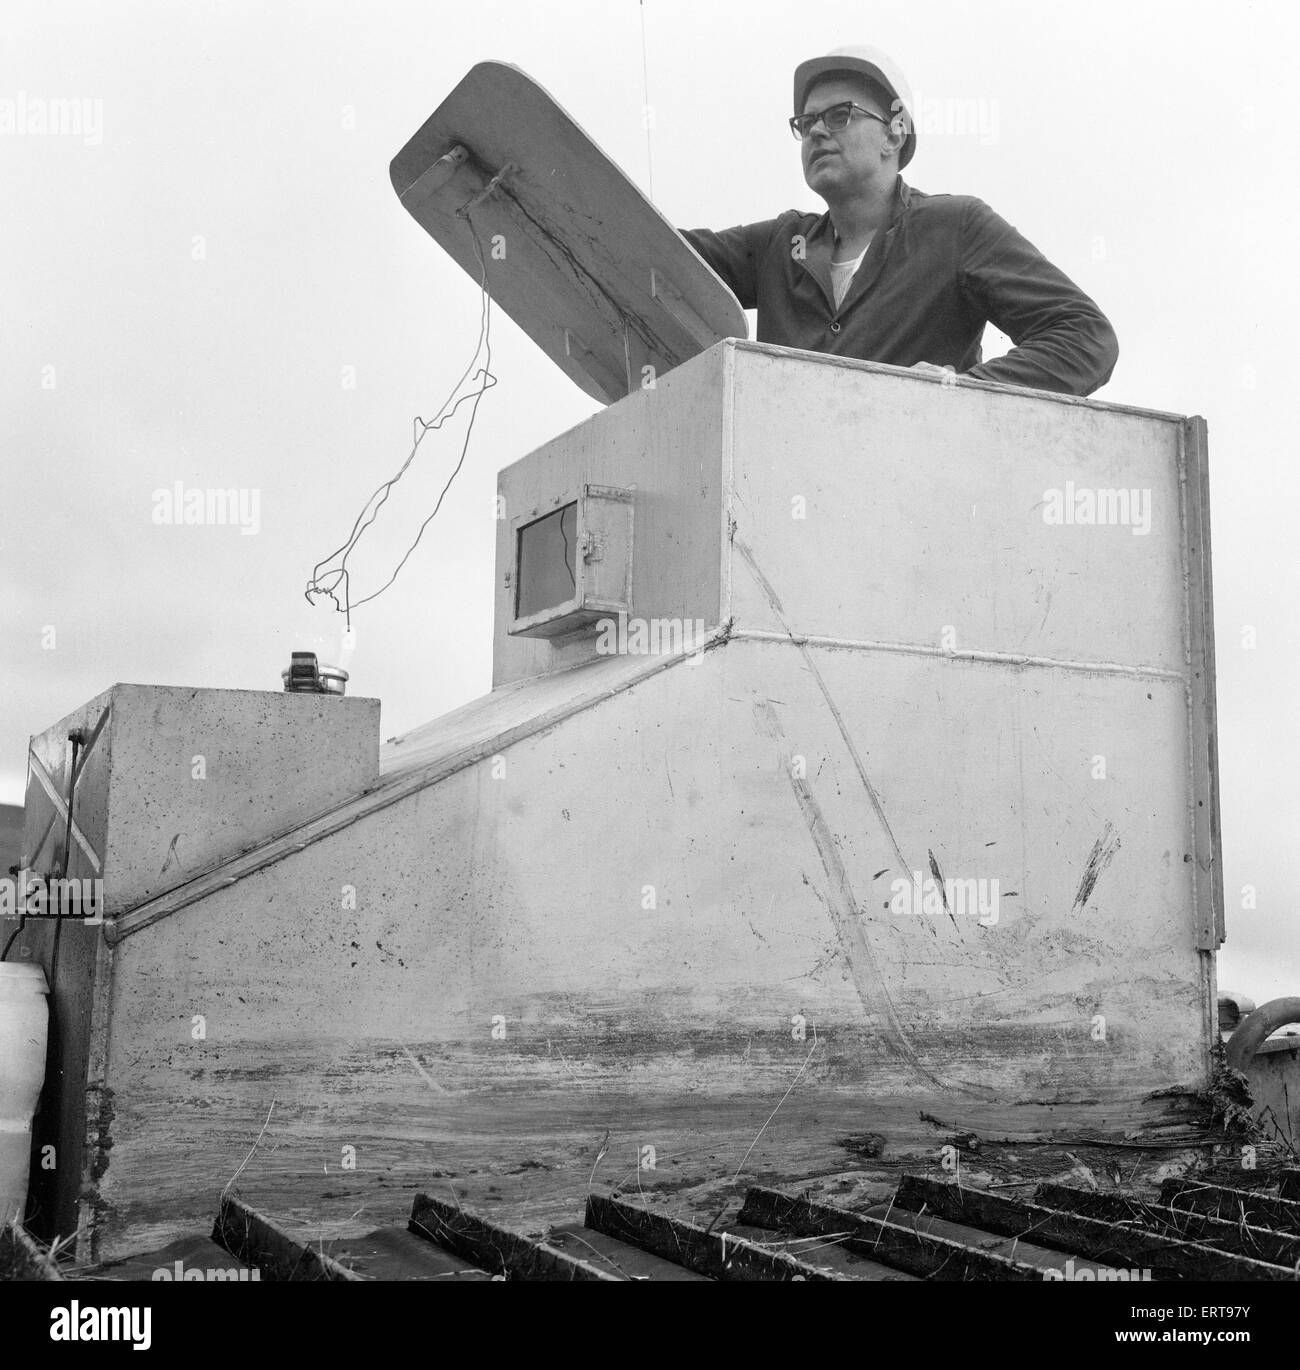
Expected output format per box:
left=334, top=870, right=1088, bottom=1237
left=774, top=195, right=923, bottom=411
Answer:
left=508, top=485, right=634, bottom=640
left=515, top=503, right=578, bottom=620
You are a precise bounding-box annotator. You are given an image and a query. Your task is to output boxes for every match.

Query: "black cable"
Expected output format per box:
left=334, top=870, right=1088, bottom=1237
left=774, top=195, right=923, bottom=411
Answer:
left=0, top=912, right=24, bottom=962
left=2, top=732, right=82, bottom=962
left=559, top=506, right=576, bottom=588
left=305, top=287, right=489, bottom=603
left=345, top=231, right=495, bottom=610
left=48, top=732, right=83, bottom=986
left=305, top=211, right=497, bottom=621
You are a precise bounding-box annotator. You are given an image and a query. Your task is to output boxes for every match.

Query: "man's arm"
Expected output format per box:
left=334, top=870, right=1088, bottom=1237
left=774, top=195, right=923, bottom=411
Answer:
left=679, top=222, right=776, bottom=310
left=957, top=199, right=1118, bottom=397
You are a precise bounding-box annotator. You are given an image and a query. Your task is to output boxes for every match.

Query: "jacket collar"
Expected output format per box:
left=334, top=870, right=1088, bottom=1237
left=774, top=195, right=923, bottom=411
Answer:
left=803, top=177, right=911, bottom=315
left=810, top=176, right=911, bottom=246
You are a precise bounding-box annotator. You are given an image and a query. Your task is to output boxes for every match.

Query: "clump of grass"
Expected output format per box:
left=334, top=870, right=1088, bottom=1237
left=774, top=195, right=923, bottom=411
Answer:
left=0, top=1218, right=68, bottom=1280
left=1178, top=1044, right=1298, bottom=1185
left=1204, top=1043, right=1258, bottom=1139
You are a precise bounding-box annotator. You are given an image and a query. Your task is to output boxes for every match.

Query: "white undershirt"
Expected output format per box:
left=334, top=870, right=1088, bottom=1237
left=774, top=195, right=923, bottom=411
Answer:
left=830, top=242, right=870, bottom=309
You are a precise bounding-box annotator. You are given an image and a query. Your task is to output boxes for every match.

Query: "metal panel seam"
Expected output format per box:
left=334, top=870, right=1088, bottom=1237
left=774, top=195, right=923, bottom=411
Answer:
left=1183, top=417, right=1223, bottom=953
left=105, top=630, right=732, bottom=944
left=722, top=340, right=736, bottom=626
left=730, top=628, right=1186, bottom=681
left=1175, top=419, right=1201, bottom=952
left=729, top=340, right=1192, bottom=422
left=74, top=931, right=115, bottom=1266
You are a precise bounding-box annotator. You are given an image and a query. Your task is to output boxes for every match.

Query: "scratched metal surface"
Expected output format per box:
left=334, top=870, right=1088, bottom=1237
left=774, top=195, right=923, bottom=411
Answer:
left=725, top=345, right=1189, bottom=670
left=89, top=633, right=1210, bottom=1260
left=68, top=349, right=1219, bottom=1261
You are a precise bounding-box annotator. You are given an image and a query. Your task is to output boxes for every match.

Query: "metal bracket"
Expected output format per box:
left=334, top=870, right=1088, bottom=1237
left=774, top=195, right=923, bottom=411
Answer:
left=563, top=328, right=624, bottom=403
left=650, top=267, right=717, bottom=348
left=456, top=160, right=519, bottom=219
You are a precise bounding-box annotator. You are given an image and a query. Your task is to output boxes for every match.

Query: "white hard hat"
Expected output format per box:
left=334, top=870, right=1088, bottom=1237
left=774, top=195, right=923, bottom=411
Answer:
left=793, top=45, right=916, bottom=169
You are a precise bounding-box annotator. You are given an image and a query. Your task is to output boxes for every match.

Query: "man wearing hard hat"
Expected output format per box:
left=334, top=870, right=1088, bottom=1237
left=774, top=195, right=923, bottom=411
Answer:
left=682, top=47, right=1118, bottom=396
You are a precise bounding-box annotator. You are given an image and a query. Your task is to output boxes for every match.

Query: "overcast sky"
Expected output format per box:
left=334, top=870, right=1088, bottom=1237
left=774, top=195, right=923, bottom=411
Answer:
left=3, top=0, right=1296, bottom=1002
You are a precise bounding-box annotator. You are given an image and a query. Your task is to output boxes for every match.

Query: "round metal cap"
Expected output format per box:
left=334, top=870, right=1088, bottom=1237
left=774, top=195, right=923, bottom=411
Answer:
left=281, top=662, right=350, bottom=696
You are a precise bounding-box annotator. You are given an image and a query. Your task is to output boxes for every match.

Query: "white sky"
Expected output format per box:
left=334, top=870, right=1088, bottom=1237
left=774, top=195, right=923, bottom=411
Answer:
left=3, top=0, right=1297, bottom=1002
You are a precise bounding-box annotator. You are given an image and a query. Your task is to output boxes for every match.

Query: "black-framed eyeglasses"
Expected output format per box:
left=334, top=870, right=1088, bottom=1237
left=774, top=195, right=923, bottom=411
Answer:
left=789, top=101, right=889, bottom=141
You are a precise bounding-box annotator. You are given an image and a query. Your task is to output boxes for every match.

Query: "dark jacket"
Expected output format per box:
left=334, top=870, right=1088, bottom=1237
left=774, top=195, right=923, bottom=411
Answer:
left=681, top=178, right=1118, bottom=396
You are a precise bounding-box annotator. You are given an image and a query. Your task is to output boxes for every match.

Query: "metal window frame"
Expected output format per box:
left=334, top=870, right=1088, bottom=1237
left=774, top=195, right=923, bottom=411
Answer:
left=508, top=484, right=634, bottom=639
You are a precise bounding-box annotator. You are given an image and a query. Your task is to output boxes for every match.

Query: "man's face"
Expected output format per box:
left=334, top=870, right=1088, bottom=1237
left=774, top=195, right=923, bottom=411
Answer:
left=799, top=76, right=894, bottom=197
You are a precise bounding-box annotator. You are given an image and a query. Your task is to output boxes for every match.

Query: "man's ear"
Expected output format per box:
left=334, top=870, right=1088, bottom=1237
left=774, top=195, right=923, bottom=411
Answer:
left=884, top=100, right=909, bottom=159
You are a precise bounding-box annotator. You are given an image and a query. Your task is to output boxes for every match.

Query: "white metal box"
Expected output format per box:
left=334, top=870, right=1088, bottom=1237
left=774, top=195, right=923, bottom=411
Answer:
left=20, top=683, right=380, bottom=916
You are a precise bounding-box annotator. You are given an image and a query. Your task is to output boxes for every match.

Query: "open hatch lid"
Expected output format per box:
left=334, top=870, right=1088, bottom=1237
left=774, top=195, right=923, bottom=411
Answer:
left=389, top=60, right=748, bottom=405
